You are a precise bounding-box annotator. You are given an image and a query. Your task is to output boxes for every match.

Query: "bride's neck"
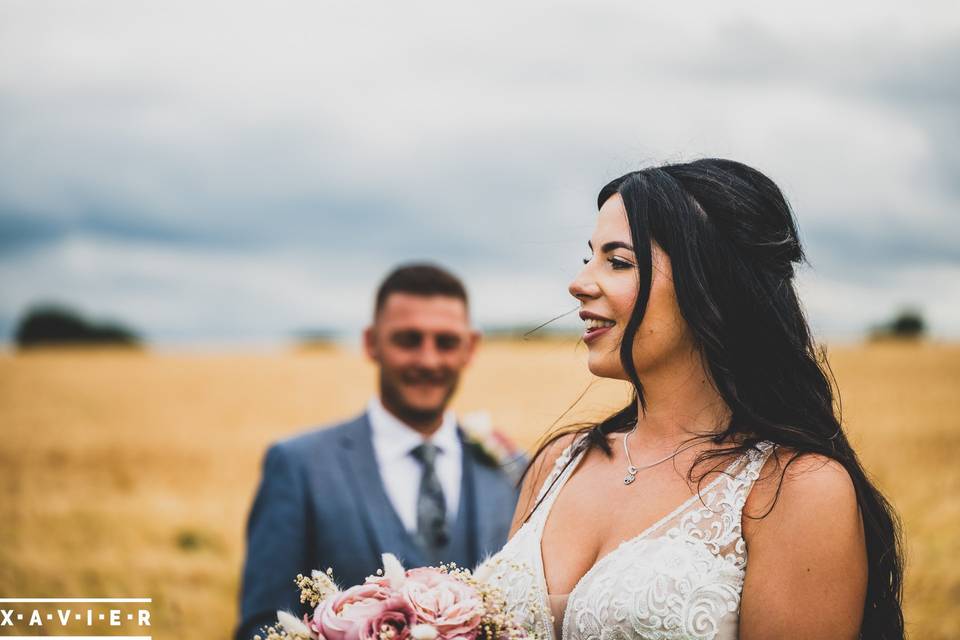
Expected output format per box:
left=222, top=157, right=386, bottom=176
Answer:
left=631, top=350, right=730, bottom=448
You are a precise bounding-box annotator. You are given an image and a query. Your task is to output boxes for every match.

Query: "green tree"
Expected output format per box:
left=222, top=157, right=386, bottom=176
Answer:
left=14, top=304, right=141, bottom=348
left=869, top=307, right=927, bottom=341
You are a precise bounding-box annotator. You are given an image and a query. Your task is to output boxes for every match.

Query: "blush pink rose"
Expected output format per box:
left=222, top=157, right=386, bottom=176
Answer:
left=360, top=596, right=416, bottom=640
left=313, top=583, right=395, bottom=640
left=400, top=569, right=485, bottom=640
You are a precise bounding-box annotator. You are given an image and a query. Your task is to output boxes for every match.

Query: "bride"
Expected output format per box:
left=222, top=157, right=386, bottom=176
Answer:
left=480, top=159, right=903, bottom=640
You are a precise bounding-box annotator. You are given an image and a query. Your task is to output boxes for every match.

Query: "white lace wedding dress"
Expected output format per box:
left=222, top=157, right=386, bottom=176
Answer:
left=478, top=437, right=775, bottom=640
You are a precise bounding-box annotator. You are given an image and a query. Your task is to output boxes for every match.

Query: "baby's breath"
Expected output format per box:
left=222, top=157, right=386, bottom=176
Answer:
left=294, top=567, right=338, bottom=608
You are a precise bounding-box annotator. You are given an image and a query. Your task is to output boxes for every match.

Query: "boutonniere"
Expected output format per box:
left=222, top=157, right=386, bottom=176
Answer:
left=459, top=411, right=523, bottom=472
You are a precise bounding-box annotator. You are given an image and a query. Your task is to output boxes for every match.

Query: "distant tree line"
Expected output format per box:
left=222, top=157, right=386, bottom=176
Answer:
left=869, top=307, right=927, bottom=341
left=14, top=304, right=141, bottom=348
left=8, top=303, right=929, bottom=348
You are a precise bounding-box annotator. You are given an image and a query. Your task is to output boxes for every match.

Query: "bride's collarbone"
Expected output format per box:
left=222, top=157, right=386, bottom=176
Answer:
left=557, top=453, right=702, bottom=515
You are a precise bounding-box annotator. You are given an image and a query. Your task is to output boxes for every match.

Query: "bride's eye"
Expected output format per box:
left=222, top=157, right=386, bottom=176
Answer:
left=609, top=257, right=634, bottom=270
left=582, top=256, right=592, bottom=265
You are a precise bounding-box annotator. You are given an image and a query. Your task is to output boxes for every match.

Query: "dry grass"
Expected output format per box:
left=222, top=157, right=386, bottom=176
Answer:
left=0, top=341, right=957, bottom=638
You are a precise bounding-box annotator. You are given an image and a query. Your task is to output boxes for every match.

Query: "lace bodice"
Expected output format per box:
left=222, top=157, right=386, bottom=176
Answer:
left=478, top=438, right=775, bottom=640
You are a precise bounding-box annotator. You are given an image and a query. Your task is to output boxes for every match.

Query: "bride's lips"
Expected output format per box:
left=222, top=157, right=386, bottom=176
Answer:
left=580, top=310, right=615, bottom=345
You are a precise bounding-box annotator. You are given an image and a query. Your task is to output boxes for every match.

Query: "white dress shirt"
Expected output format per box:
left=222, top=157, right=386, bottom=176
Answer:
left=367, top=397, right=462, bottom=533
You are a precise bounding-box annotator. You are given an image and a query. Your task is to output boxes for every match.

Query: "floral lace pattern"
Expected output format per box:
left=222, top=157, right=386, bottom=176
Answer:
left=477, top=440, right=581, bottom=640
left=478, top=439, right=774, bottom=640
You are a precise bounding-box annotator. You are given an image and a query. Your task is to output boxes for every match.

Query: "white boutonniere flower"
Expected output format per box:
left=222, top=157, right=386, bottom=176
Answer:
left=459, top=411, right=525, bottom=481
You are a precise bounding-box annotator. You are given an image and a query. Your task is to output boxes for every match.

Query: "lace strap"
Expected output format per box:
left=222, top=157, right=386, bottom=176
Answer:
left=743, top=440, right=776, bottom=482
left=717, top=440, right=778, bottom=534
left=719, top=440, right=777, bottom=504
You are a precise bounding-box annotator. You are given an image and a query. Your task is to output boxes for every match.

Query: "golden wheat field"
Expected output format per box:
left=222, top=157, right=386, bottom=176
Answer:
left=0, top=340, right=958, bottom=638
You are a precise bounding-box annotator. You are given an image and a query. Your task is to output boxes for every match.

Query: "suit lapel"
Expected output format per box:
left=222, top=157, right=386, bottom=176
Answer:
left=336, top=414, right=427, bottom=568
left=459, top=428, right=502, bottom=564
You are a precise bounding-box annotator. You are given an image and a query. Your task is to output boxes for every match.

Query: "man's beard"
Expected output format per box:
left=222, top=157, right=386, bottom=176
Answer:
left=379, top=367, right=460, bottom=428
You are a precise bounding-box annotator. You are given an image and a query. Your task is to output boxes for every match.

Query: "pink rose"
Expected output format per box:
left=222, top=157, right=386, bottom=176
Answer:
left=360, top=596, right=416, bottom=640
left=313, top=583, right=395, bottom=640
left=400, top=569, right=485, bottom=640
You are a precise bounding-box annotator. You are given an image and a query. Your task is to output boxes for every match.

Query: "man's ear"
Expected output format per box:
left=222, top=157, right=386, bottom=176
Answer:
left=463, top=330, right=482, bottom=365
left=363, top=326, right=378, bottom=361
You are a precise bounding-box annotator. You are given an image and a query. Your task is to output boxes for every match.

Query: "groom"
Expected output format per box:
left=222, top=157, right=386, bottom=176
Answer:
left=236, top=263, right=522, bottom=640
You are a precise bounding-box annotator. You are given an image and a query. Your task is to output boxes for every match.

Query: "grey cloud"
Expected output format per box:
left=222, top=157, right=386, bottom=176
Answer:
left=680, top=22, right=960, bottom=200
left=0, top=1, right=957, bottom=341
left=802, top=215, right=960, bottom=285
left=0, top=206, right=237, bottom=253
left=859, top=40, right=960, bottom=107
left=680, top=21, right=960, bottom=101
left=0, top=212, right=63, bottom=252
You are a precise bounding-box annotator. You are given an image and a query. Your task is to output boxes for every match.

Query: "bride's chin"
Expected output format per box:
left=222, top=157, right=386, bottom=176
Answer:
left=585, top=355, right=627, bottom=380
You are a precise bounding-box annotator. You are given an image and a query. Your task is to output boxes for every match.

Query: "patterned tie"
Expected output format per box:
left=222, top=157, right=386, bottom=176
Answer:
left=410, top=442, right=448, bottom=562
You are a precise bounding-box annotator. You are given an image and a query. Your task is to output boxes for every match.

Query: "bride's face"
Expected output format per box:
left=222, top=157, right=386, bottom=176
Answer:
left=569, top=194, right=694, bottom=380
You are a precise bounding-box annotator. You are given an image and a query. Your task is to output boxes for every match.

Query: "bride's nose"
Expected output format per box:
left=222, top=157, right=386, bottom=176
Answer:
left=569, top=269, right=601, bottom=301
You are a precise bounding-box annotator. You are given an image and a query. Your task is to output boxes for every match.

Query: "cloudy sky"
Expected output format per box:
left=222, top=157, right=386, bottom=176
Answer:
left=1, top=0, right=957, bottom=345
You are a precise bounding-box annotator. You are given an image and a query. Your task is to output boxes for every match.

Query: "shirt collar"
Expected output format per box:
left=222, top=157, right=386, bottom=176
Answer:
left=367, top=396, right=459, bottom=461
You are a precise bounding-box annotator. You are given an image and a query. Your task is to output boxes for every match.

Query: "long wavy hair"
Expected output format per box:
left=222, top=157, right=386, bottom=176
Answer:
left=523, top=158, right=904, bottom=639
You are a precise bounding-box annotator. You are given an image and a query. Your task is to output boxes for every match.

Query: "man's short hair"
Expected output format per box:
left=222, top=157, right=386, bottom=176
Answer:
left=374, top=263, right=469, bottom=316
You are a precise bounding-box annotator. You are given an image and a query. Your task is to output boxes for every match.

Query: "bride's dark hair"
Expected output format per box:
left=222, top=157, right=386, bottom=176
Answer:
left=524, top=158, right=904, bottom=639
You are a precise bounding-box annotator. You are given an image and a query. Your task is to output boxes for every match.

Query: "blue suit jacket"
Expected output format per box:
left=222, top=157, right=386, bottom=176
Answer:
left=236, top=413, right=521, bottom=640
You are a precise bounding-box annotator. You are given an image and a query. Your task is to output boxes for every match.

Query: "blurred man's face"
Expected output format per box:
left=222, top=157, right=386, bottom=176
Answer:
left=364, top=293, right=479, bottom=433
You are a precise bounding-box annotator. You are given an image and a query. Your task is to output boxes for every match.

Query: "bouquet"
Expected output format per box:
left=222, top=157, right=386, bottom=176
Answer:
left=256, top=555, right=530, bottom=640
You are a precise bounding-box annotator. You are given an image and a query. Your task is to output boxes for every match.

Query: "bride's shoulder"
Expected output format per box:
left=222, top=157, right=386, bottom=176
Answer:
left=743, top=448, right=860, bottom=543
left=738, top=449, right=867, bottom=636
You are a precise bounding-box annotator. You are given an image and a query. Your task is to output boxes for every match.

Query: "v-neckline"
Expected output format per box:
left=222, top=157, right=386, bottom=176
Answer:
left=534, top=441, right=748, bottom=640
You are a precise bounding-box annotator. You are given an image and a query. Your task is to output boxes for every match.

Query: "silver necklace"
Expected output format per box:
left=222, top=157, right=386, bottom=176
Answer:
left=621, top=422, right=701, bottom=485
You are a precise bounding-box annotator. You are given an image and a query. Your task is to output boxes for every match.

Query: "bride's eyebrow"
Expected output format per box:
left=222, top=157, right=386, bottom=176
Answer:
left=587, top=240, right=635, bottom=253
